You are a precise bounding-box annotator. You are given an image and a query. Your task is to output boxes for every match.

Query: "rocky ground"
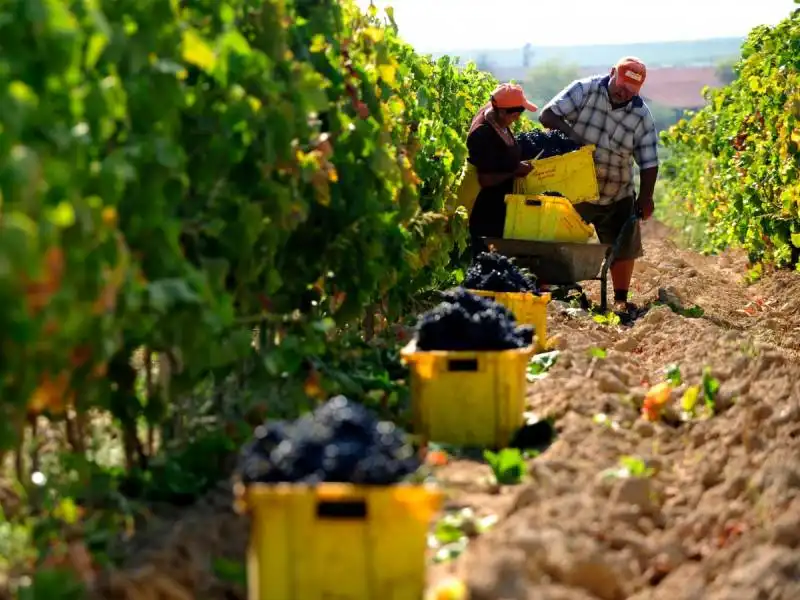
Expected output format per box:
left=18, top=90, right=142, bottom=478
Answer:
left=90, top=220, right=800, bottom=600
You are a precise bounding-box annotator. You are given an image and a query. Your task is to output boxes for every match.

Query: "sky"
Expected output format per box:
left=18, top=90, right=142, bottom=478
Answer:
left=354, top=0, right=798, bottom=51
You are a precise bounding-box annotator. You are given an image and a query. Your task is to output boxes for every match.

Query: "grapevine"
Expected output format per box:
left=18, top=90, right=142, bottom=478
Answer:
left=659, top=8, right=800, bottom=267
left=0, top=0, right=535, bottom=453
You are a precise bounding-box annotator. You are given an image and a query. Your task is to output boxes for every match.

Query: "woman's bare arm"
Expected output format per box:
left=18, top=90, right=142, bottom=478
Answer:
left=477, top=172, right=513, bottom=188
left=477, top=162, right=532, bottom=188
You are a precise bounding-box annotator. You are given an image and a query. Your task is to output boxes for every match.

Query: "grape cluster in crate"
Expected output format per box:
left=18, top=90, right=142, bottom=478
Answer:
left=516, top=129, right=582, bottom=160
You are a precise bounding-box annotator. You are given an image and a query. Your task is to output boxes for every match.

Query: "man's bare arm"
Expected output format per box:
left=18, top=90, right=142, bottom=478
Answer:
left=539, top=108, right=586, bottom=146
left=637, top=166, right=659, bottom=219
left=638, top=166, right=658, bottom=202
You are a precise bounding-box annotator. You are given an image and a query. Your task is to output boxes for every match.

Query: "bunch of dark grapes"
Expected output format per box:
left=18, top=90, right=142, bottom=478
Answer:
left=415, top=288, right=534, bottom=351
left=237, top=395, right=420, bottom=485
left=516, top=129, right=581, bottom=160
left=464, top=251, right=538, bottom=293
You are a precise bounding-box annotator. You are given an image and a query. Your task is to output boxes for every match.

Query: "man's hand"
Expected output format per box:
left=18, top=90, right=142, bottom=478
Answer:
left=515, top=161, right=533, bottom=177
left=638, top=196, right=654, bottom=220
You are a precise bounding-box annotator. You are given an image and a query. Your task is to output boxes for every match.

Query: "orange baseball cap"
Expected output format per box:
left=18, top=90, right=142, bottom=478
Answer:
left=491, top=83, right=538, bottom=112
left=614, top=57, right=647, bottom=93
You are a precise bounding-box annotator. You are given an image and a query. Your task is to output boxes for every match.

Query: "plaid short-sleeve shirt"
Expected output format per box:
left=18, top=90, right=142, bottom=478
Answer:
left=542, top=75, right=660, bottom=205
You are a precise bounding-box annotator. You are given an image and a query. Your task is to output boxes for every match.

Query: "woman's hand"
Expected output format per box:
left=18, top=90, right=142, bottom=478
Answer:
left=515, top=162, right=533, bottom=177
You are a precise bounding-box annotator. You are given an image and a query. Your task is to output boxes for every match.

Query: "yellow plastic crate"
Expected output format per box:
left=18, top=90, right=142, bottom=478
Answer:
left=401, top=341, right=534, bottom=448
left=513, top=144, right=600, bottom=202
left=468, top=291, right=551, bottom=352
left=237, top=482, right=443, bottom=600
left=503, top=193, right=596, bottom=242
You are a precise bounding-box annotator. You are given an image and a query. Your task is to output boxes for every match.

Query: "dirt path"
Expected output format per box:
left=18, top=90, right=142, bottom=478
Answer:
left=433, top=220, right=800, bottom=599
left=92, top=221, right=800, bottom=600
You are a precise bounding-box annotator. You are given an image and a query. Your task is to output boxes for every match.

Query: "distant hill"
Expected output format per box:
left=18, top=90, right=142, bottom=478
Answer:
left=429, top=37, right=744, bottom=69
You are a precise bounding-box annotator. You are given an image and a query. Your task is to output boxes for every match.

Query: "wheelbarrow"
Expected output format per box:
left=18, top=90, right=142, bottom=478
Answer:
left=483, top=207, right=641, bottom=313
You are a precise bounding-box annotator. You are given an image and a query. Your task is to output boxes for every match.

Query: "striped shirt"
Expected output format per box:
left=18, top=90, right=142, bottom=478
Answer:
left=542, top=75, right=660, bottom=205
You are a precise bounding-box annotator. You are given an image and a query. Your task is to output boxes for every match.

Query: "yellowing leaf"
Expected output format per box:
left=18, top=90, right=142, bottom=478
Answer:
left=387, top=98, right=406, bottom=116
left=8, top=81, right=37, bottom=105
left=182, top=29, right=216, bottom=71
left=48, top=201, right=76, bottom=228
left=101, top=206, right=118, bottom=227
left=425, top=576, right=467, bottom=600
left=247, top=96, right=262, bottom=112
left=310, top=34, right=326, bottom=53
left=378, top=63, right=396, bottom=84
left=55, top=497, right=80, bottom=525
left=85, top=32, right=109, bottom=69
left=644, top=382, right=672, bottom=407
left=303, top=370, right=324, bottom=399
left=28, top=372, right=72, bottom=415
left=363, top=27, right=384, bottom=43
left=681, top=385, right=700, bottom=413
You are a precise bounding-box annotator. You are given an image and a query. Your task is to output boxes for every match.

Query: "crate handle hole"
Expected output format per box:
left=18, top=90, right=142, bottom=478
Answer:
left=524, top=199, right=543, bottom=206
left=447, top=358, right=479, bottom=372
left=316, top=499, right=368, bottom=520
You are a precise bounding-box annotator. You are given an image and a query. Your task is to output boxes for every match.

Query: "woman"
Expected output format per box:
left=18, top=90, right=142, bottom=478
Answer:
left=465, top=83, right=537, bottom=253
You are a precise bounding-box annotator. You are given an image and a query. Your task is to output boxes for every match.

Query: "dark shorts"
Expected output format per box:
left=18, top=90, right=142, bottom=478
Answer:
left=574, top=196, right=643, bottom=261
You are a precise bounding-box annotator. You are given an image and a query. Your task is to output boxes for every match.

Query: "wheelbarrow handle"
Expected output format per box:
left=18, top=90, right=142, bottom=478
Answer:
left=609, top=212, right=640, bottom=261
left=598, top=208, right=641, bottom=311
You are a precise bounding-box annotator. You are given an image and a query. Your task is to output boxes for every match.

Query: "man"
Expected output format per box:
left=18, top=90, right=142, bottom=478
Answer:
left=538, top=56, right=659, bottom=314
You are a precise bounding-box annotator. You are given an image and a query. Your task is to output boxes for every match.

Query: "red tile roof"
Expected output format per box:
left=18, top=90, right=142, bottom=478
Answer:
left=496, top=64, right=727, bottom=110
left=580, top=66, right=726, bottom=109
